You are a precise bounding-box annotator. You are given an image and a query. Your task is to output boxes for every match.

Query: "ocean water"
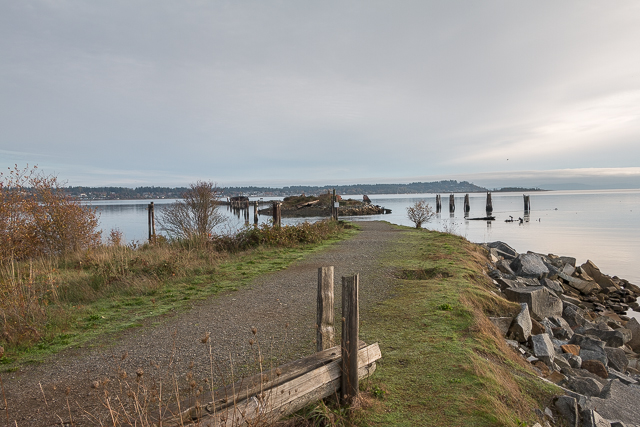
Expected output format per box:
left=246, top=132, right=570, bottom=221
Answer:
left=89, top=189, right=640, bottom=284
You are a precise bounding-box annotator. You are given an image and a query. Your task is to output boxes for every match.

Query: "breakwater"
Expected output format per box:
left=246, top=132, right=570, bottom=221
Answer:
left=481, top=241, right=640, bottom=426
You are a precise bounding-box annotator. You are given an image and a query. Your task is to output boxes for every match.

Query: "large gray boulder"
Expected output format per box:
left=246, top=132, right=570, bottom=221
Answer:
left=581, top=409, right=612, bottom=427
left=558, top=271, right=601, bottom=294
left=578, top=328, right=631, bottom=348
left=563, top=304, right=589, bottom=328
left=489, top=317, right=512, bottom=337
left=486, top=241, right=518, bottom=260
left=529, top=333, right=556, bottom=365
left=504, top=287, right=563, bottom=321
left=570, top=334, right=608, bottom=366
left=605, top=347, right=629, bottom=372
left=554, top=395, right=579, bottom=427
left=540, top=277, right=564, bottom=294
left=566, top=377, right=604, bottom=397
left=510, top=253, right=549, bottom=278
left=581, top=260, right=618, bottom=289
left=625, top=317, right=640, bottom=352
left=507, top=303, right=532, bottom=343
left=549, top=316, right=574, bottom=340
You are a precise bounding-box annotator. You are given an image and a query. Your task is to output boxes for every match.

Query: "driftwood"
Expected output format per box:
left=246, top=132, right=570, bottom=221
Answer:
left=163, top=342, right=381, bottom=426
left=296, top=200, right=320, bottom=209
left=467, top=216, right=495, bottom=221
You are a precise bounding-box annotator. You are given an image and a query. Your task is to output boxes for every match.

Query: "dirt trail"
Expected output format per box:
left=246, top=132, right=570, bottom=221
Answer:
left=1, top=221, right=403, bottom=426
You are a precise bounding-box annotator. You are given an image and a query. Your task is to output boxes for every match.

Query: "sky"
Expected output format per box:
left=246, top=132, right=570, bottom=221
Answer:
left=1, top=1, right=640, bottom=190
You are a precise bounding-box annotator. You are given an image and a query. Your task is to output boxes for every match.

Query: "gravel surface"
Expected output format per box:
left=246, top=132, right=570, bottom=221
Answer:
left=1, top=221, right=403, bottom=426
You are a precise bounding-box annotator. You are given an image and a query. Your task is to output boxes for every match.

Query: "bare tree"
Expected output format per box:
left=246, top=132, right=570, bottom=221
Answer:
left=158, top=181, right=225, bottom=240
left=406, top=200, right=435, bottom=229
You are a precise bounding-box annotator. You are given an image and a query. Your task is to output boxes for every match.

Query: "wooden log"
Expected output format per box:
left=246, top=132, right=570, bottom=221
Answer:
left=449, top=194, right=455, bottom=213
left=197, top=343, right=381, bottom=427
left=486, top=192, right=493, bottom=215
left=297, top=199, right=320, bottom=209
left=341, top=274, right=359, bottom=405
left=317, top=267, right=335, bottom=352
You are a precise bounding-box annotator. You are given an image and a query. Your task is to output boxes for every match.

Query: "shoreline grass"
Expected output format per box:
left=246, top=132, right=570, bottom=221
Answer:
left=0, top=220, right=358, bottom=369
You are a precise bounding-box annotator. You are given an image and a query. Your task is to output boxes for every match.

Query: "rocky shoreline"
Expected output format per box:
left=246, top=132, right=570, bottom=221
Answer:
left=259, top=202, right=390, bottom=217
left=481, top=241, right=640, bottom=427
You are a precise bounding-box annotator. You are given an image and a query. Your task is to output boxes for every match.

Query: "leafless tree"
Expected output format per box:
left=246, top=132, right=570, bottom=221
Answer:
left=158, top=181, right=225, bottom=240
left=406, top=200, right=436, bottom=229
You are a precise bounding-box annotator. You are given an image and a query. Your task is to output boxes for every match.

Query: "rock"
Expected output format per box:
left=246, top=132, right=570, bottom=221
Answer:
left=486, top=241, right=518, bottom=260
left=581, top=260, right=618, bottom=289
left=604, top=347, right=629, bottom=372
left=554, top=395, right=579, bottom=427
left=569, top=334, right=608, bottom=366
left=581, top=360, right=608, bottom=379
left=547, top=370, right=567, bottom=384
left=530, top=333, right=556, bottom=365
left=566, top=354, right=583, bottom=368
left=558, top=271, right=601, bottom=295
left=566, top=377, right=604, bottom=397
left=554, top=355, right=571, bottom=370
left=562, top=344, right=581, bottom=356
left=625, top=318, right=640, bottom=352
left=540, top=277, right=564, bottom=294
left=563, top=304, right=589, bottom=328
left=508, top=303, right=532, bottom=343
left=581, top=409, right=612, bottom=427
left=489, top=317, right=513, bottom=337
left=579, top=328, right=631, bottom=348
left=609, top=422, right=628, bottom=427
left=510, top=253, right=550, bottom=278
left=534, top=360, right=551, bottom=376
left=549, top=316, right=574, bottom=340
left=583, top=380, right=640, bottom=425
left=562, top=263, right=577, bottom=276
left=625, top=282, right=640, bottom=295
left=496, top=259, right=516, bottom=276
left=495, top=277, right=525, bottom=290
left=607, top=368, right=638, bottom=386
left=504, top=287, right=563, bottom=321
left=531, top=318, right=546, bottom=335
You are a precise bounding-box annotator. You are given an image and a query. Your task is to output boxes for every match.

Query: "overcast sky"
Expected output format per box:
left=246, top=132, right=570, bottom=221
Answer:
left=1, top=1, right=639, bottom=189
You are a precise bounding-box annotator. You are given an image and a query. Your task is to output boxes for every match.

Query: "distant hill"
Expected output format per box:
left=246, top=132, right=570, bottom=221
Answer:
left=65, top=180, right=488, bottom=200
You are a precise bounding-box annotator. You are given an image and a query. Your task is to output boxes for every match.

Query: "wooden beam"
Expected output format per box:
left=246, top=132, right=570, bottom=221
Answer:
left=341, top=274, right=359, bottom=405
left=317, top=267, right=335, bottom=352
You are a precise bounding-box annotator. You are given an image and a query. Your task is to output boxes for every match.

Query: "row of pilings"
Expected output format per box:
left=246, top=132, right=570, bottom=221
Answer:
left=436, top=193, right=531, bottom=216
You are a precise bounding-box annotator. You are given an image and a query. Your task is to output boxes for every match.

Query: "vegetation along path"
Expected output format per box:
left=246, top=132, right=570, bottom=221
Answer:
left=1, top=221, right=402, bottom=426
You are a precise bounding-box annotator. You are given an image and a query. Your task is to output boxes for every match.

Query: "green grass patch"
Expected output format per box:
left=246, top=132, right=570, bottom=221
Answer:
left=354, top=227, right=559, bottom=427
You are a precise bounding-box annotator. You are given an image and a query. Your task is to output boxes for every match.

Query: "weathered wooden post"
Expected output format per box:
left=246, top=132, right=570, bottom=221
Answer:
left=436, top=194, right=441, bottom=213
left=464, top=194, right=470, bottom=215
left=341, top=274, right=359, bottom=404
left=317, top=267, right=335, bottom=352
left=523, top=195, right=530, bottom=212
left=272, top=201, right=281, bottom=227
left=449, top=194, right=455, bottom=213
left=486, top=192, right=493, bottom=215
left=254, top=201, right=259, bottom=225
left=332, top=189, right=338, bottom=220
left=148, top=202, right=156, bottom=242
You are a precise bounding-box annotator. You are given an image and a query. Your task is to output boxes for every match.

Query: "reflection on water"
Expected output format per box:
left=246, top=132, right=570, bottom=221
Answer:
left=90, top=190, right=640, bottom=283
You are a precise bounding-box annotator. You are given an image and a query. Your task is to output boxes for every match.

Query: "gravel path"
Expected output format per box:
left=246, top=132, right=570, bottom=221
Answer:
left=1, top=221, right=403, bottom=426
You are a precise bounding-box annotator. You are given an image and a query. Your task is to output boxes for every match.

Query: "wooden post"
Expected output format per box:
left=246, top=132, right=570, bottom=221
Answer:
left=254, top=201, right=259, bottom=225
left=148, top=202, right=152, bottom=241
left=523, top=195, right=530, bottom=212
left=332, top=189, right=337, bottom=220
left=148, top=202, right=155, bottom=242
left=449, top=194, right=455, bottom=213
left=464, top=194, right=470, bottom=214
left=317, top=267, right=335, bottom=352
left=486, top=192, right=493, bottom=215
left=341, top=274, right=359, bottom=404
left=436, top=194, right=441, bottom=213
left=272, top=201, right=281, bottom=227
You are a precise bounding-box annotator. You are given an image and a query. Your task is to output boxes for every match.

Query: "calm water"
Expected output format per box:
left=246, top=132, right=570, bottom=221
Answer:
left=89, top=189, right=640, bottom=284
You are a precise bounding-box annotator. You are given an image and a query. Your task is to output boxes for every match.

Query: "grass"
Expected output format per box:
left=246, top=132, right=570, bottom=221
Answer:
left=311, top=225, right=559, bottom=427
left=0, top=221, right=358, bottom=368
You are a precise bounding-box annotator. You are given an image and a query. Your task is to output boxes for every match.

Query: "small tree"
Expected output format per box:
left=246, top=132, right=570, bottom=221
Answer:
left=158, top=181, right=225, bottom=241
left=406, top=200, right=435, bottom=229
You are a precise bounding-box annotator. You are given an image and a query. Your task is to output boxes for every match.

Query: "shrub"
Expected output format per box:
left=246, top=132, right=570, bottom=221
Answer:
left=406, top=200, right=436, bottom=229
left=0, top=165, right=101, bottom=261
left=157, top=181, right=225, bottom=242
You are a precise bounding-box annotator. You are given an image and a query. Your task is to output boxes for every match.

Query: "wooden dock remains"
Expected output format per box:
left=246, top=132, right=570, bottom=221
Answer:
left=449, top=194, right=455, bottom=213
left=523, top=194, right=531, bottom=212
left=436, top=194, right=441, bottom=213
left=147, top=202, right=156, bottom=242
left=272, top=201, right=282, bottom=227
left=463, top=194, right=470, bottom=215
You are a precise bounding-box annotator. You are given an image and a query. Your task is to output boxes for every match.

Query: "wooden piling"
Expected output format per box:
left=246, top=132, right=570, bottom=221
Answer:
left=464, top=194, right=470, bottom=214
left=148, top=202, right=155, bottom=242
left=486, top=192, right=493, bottom=215
left=523, top=195, right=530, bottom=212
left=341, top=274, right=359, bottom=404
left=449, top=194, right=455, bottom=213
left=332, top=189, right=338, bottom=220
left=436, top=194, right=441, bottom=213
left=272, top=201, right=282, bottom=227
left=254, top=201, right=259, bottom=224
left=317, top=267, right=335, bottom=352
